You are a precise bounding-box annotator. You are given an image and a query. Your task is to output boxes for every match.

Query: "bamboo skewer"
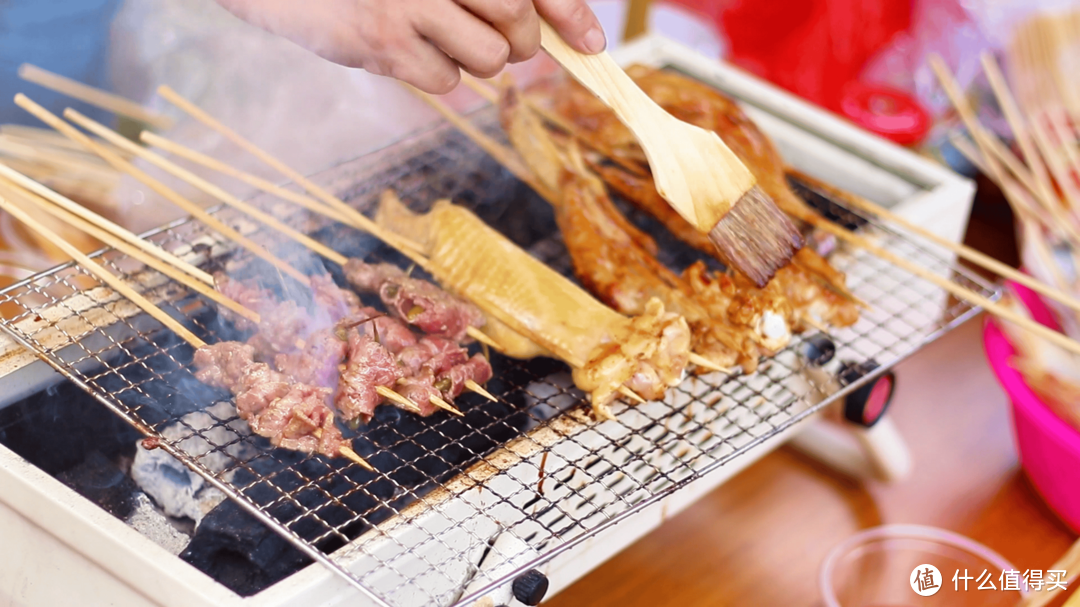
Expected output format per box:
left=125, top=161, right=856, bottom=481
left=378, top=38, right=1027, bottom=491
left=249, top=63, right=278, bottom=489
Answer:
left=147, top=89, right=523, bottom=388
left=2, top=124, right=103, bottom=152
left=797, top=166, right=1080, bottom=315
left=935, top=63, right=1077, bottom=296
left=375, top=385, right=422, bottom=414
left=929, top=55, right=1080, bottom=242
left=425, top=71, right=1080, bottom=358
left=981, top=52, right=1060, bottom=215
left=410, top=85, right=742, bottom=378
left=938, top=50, right=1080, bottom=297
left=3, top=183, right=372, bottom=468
left=156, top=86, right=422, bottom=257
left=950, top=134, right=1075, bottom=293
left=0, top=180, right=261, bottom=325
left=3, top=181, right=375, bottom=467
left=687, top=352, right=730, bottom=373
left=139, top=132, right=348, bottom=224
left=14, top=94, right=309, bottom=284
left=0, top=162, right=214, bottom=286
left=458, top=73, right=649, bottom=177
left=137, top=132, right=519, bottom=352
left=1016, top=536, right=1080, bottom=607
left=464, top=379, right=497, bottom=402
left=326, top=434, right=374, bottom=470
left=792, top=206, right=1080, bottom=356
left=18, top=64, right=174, bottom=131
left=156, top=85, right=642, bottom=407
left=1046, top=109, right=1080, bottom=189
left=65, top=109, right=350, bottom=268
left=0, top=137, right=116, bottom=178
left=429, top=395, right=464, bottom=416
left=0, top=193, right=204, bottom=347
left=1029, top=113, right=1080, bottom=211
left=405, top=84, right=554, bottom=201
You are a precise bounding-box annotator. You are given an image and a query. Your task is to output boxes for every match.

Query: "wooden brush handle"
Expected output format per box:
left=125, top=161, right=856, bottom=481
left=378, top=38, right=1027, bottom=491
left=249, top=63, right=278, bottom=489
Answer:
left=538, top=20, right=665, bottom=129
left=539, top=20, right=754, bottom=229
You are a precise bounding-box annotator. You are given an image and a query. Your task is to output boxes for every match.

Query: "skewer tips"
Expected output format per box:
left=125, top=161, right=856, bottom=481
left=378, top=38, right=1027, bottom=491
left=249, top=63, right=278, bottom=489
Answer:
left=338, top=445, right=375, bottom=471
left=429, top=395, right=464, bottom=417
left=687, top=353, right=731, bottom=374
left=375, top=385, right=422, bottom=413
left=617, top=386, right=647, bottom=404
left=464, top=379, right=497, bottom=402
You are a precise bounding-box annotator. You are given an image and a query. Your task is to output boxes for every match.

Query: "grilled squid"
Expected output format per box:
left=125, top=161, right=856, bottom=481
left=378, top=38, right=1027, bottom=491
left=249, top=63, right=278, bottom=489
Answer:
left=375, top=191, right=691, bottom=419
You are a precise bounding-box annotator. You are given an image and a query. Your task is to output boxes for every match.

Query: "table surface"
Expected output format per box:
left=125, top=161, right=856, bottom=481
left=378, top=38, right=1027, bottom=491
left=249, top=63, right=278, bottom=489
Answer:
left=545, top=315, right=1079, bottom=606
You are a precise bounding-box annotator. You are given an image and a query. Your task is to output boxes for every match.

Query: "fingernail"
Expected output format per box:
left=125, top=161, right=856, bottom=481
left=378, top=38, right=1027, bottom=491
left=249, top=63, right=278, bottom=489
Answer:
left=582, top=26, right=606, bottom=53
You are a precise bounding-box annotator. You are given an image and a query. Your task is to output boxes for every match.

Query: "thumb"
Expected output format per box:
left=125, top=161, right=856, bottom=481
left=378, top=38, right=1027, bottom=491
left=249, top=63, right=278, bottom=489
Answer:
left=535, top=0, right=606, bottom=54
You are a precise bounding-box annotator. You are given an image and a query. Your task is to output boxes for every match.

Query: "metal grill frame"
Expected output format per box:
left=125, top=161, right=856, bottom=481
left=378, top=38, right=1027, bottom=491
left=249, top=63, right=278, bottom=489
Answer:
left=0, top=54, right=995, bottom=607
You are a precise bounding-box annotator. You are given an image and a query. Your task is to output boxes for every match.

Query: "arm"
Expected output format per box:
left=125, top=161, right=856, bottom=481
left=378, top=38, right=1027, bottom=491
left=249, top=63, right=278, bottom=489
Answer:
left=215, top=0, right=606, bottom=94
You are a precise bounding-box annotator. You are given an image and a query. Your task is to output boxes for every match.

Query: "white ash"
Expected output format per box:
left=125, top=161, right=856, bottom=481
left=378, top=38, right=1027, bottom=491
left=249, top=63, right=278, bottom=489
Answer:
left=131, top=401, right=255, bottom=524
left=126, top=493, right=190, bottom=555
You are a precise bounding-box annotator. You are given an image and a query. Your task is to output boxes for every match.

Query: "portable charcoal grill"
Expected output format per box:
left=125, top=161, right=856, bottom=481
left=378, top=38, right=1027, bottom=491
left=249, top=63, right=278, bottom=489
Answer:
left=0, top=35, right=995, bottom=607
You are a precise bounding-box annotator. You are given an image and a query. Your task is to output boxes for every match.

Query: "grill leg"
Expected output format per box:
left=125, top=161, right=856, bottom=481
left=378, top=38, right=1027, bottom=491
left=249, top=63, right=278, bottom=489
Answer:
left=788, top=416, right=912, bottom=483
left=785, top=356, right=912, bottom=483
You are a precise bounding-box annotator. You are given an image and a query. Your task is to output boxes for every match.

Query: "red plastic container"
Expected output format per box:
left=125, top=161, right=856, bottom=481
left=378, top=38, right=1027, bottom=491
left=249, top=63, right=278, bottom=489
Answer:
left=661, top=0, right=930, bottom=145
left=983, top=281, right=1080, bottom=534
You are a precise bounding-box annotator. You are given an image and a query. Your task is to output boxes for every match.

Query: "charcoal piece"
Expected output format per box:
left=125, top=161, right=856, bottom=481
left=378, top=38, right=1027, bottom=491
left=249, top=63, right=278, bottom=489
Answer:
left=0, top=381, right=141, bottom=475
left=787, top=176, right=869, bottom=232
left=56, top=450, right=139, bottom=519
left=181, top=498, right=311, bottom=596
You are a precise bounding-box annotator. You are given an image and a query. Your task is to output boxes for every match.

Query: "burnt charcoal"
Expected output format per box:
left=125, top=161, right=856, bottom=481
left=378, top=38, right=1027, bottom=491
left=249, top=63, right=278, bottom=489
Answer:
left=468, top=177, right=557, bottom=250
left=181, top=498, right=311, bottom=596
left=611, top=194, right=726, bottom=273
left=56, top=450, right=139, bottom=519
left=0, top=381, right=141, bottom=475
left=787, top=176, right=869, bottom=232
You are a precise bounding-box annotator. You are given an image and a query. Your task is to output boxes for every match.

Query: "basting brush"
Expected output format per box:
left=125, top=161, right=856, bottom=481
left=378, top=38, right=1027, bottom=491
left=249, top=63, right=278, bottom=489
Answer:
left=538, top=20, right=802, bottom=287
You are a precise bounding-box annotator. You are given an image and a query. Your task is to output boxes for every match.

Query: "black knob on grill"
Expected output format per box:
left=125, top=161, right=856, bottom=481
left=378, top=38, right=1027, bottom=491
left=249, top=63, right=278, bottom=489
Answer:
left=512, top=569, right=549, bottom=606
left=837, top=359, right=896, bottom=428
left=801, top=334, right=836, bottom=367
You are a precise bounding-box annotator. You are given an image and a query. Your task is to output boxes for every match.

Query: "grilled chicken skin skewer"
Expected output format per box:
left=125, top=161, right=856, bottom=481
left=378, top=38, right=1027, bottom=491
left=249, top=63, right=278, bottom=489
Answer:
left=374, top=191, right=692, bottom=420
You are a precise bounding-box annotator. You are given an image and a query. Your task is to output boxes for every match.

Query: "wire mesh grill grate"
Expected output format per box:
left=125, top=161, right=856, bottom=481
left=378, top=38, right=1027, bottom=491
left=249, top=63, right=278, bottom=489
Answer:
left=0, top=106, right=996, bottom=607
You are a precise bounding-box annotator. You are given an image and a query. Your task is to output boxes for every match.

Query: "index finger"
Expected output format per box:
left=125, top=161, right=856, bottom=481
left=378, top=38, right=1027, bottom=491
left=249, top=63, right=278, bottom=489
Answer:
left=534, top=0, right=605, bottom=54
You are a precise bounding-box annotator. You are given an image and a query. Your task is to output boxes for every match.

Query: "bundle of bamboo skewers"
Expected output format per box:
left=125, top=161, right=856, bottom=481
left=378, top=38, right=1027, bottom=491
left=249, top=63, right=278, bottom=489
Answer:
left=933, top=8, right=1080, bottom=435
left=0, top=64, right=178, bottom=275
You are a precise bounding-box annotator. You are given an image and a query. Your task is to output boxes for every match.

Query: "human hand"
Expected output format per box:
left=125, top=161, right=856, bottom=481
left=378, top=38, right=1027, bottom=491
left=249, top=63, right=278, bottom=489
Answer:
left=216, top=0, right=606, bottom=94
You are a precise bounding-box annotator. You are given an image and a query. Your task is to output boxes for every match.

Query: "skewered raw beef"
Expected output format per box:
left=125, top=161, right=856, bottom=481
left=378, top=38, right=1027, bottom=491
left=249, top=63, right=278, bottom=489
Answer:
left=194, top=341, right=345, bottom=457
left=343, top=260, right=486, bottom=342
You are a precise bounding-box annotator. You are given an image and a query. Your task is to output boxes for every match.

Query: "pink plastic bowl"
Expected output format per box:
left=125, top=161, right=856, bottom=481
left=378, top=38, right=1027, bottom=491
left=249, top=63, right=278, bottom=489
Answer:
left=983, top=281, right=1080, bottom=533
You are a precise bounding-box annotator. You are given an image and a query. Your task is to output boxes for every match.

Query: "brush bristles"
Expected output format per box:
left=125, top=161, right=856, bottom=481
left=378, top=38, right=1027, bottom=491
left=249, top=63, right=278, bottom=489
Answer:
left=708, top=185, right=803, bottom=287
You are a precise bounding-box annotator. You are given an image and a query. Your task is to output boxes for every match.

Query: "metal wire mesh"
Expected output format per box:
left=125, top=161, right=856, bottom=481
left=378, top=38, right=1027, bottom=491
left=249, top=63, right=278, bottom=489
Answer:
left=0, top=105, right=997, bottom=607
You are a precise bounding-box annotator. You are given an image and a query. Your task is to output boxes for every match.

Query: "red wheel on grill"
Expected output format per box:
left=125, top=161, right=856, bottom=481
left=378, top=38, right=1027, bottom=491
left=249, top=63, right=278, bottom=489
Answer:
left=837, top=359, right=896, bottom=428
